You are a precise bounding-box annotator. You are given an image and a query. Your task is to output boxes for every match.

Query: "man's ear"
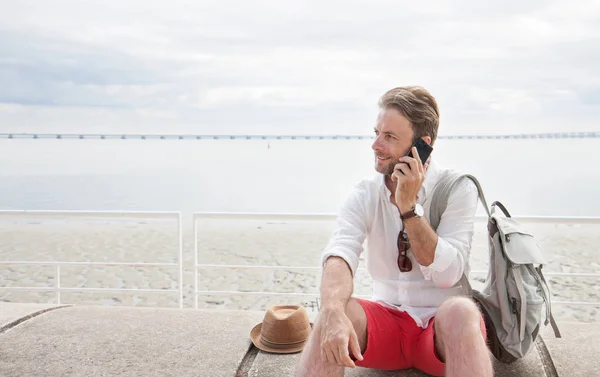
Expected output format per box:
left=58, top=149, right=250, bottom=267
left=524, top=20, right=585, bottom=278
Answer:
left=422, top=136, right=432, bottom=145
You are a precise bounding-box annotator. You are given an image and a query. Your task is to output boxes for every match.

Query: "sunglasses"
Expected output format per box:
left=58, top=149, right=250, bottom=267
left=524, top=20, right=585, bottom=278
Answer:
left=397, top=231, right=412, bottom=272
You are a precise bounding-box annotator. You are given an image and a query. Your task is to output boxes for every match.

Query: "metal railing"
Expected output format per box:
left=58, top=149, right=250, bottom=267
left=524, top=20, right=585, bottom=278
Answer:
left=192, top=211, right=600, bottom=309
left=192, top=212, right=338, bottom=309
left=0, top=210, right=184, bottom=308
left=1, top=210, right=599, bottom=310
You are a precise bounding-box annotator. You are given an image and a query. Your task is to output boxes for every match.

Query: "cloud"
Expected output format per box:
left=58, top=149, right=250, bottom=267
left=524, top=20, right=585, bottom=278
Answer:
left=0, top=0, right=599, bottom=134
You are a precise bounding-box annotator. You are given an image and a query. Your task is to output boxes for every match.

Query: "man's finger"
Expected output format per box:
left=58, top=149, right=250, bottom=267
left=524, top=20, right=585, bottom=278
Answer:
left=324, top=347, right=337, bottom=365
left=398, top=156, right=419, bottom=173
left=407, top=156, right=420, bottom=174
left=322, top=345, right=331, bottom=364
left=321, top=347, right=332, bottom=364
left=392, top=166, right=407, bottom=182
left=411, top=146, right=424, bottom=174
left=394, top=162, right=411, bottom=176
left=349, top=330, right=363, bottom=362
left=338, top=343, right=356, bottom=368
left=333, top=345, right=345, bottom=366
left=412, top=147, right=422, bottom=164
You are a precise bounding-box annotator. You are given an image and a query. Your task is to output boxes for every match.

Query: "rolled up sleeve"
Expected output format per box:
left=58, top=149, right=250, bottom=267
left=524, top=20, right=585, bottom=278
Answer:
left=419, top=178, right=479, bottom=288
left=321, top=183, right=370, bottom=277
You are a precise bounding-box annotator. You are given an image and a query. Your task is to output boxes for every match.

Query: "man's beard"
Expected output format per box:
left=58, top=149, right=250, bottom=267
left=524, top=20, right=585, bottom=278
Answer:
left=375, top=155, right=399, bottom=176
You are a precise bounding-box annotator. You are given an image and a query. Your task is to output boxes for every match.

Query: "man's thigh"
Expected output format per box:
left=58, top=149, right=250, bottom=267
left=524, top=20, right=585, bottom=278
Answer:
left=413, top=312, right=487, bottom=377
left=345, top=298, right=368, bottom=353
left=351, top=298, right=419, bottom=371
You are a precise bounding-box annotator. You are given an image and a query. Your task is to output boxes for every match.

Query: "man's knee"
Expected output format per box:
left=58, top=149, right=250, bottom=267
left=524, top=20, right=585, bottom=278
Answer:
left=436, top=296, right=483, bottom=337
left=434, top=296, right=485, bottom=361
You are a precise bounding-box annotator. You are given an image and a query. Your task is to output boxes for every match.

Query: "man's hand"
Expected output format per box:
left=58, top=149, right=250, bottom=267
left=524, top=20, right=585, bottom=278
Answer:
left=392, top=146, right=429, bottom=213
left=319, top=308, right=363, bottom=368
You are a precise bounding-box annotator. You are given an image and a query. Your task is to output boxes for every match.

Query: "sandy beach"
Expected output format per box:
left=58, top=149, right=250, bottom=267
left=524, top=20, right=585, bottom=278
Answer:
left=0, top=216, right=598, bottom=323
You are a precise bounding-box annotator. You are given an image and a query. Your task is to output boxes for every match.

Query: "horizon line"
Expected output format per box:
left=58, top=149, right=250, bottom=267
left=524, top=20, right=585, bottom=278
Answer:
left=0, top=131, right=598, bottom=140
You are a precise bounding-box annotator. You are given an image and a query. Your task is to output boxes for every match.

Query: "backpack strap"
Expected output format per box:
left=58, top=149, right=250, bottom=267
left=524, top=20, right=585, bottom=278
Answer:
left=529, top=265, right=562, bottom=338
left=429, top=171, right=491, bottom=231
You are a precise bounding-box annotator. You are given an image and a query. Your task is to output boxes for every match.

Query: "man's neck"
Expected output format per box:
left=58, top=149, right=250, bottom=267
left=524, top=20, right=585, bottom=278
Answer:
left=384, top=174, right=396, bottom=192
left=384, top=174, right=398, bottom=206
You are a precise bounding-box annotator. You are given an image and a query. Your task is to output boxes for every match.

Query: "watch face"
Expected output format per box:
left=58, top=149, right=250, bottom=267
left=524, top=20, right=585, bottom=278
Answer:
left=415, top=204, right=425, bottom=216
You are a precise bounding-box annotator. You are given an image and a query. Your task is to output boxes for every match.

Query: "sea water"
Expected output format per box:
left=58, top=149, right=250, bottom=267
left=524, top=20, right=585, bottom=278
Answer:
left=0, top=137, right=598, bottom=218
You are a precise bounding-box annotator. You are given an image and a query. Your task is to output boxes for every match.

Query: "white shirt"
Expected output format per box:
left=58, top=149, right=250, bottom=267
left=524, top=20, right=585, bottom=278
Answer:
left=321, top=158, right=479, bottom=328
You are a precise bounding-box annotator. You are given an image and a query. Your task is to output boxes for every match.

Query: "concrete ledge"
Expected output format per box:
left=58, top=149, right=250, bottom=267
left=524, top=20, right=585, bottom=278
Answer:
left=540, top=322, right=600, bottom=376
left=0, top=302, right=69, bottom=333
left=0, top=303, right=598, bottom=377
left=248, top=339, right=547, bottom=377
left=249, top=351, right=406, bottom=376
left=0, top=305, right=263, bottom=377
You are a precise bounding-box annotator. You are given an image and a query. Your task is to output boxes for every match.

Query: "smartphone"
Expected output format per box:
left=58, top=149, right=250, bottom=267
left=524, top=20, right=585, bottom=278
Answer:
left=406, top=137, right=433, bottom=163
left=397, top=138, right=433, bottom=175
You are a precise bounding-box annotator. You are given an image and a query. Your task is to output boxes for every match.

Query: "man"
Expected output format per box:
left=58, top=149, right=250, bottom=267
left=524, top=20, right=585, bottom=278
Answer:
left=295, top=86, right=493, bottom=377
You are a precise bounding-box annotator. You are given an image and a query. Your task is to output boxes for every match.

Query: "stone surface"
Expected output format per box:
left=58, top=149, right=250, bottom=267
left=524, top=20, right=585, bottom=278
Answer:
left=539, top=321, right=600, bottom=377
left=249, top=347, right=547, bottom=377
left=0, top=306, right=263, bottom=377
left=1, top=304, right=599, bottom=377
left=0, top=302, right=69, bottom=332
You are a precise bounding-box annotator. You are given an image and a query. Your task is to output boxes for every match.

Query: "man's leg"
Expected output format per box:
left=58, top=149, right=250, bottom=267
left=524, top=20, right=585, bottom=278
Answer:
left=295, top=298, right=367, bottom=377
left=434, top=296, right=493, bottom=377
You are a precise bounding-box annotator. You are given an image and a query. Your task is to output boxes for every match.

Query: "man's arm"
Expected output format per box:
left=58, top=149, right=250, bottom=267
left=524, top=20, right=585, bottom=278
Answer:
left=394, top=148, right=478, bottom=289
left=318, top=182, right=370, bottom=367
left=402, top=216, right=437, bottom=266
left=320, top=181, right=370, bottom=280
left=320, top=256, right=354, bottom=312
left=403, top=178, right=479, bottom=288
left=394, top=148, right=439, bottom=267
left=319, top=255, right=363, bottom=367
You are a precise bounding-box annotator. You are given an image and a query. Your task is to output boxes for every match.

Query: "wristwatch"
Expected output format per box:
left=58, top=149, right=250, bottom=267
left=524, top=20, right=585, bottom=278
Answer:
left=401, top=203, right=424, bottom=221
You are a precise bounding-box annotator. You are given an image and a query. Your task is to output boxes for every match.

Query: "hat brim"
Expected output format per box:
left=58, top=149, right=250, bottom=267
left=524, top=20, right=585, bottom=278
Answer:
left=250, top=322, right=313, bottom=354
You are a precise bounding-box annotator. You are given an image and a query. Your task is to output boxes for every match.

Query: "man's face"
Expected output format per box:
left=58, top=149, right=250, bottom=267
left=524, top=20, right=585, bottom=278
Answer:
left=371, top=107, right=415, bottom=176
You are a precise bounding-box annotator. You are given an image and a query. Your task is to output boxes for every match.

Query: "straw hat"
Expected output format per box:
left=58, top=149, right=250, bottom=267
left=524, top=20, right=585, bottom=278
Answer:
left=250, top=305, right=313, bottom=354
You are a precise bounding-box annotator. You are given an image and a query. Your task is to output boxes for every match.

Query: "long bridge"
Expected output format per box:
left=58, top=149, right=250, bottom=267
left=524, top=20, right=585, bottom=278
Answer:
left=0, top=131, right=598, bottom=140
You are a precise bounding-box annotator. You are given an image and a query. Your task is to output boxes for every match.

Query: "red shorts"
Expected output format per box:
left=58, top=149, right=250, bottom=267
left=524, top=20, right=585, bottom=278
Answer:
left=354, top=298, right=487, bottom=377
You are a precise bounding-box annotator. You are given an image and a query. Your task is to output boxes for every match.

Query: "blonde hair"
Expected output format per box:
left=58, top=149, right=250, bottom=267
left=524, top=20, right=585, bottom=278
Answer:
left=378, top=86, right=440, bottom=145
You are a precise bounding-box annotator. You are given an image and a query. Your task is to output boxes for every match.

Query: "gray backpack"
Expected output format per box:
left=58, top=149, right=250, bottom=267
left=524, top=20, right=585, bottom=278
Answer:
left=429, top=170, right=562, bottom=364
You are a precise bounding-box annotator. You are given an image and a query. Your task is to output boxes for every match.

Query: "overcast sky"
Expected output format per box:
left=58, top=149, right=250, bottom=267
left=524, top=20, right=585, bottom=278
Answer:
left=0, top=0, right=599, bottom=135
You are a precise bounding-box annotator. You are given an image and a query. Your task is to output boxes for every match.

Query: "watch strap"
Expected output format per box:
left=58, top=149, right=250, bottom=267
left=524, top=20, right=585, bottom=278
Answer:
left=401, top=206, right=418, bottom=220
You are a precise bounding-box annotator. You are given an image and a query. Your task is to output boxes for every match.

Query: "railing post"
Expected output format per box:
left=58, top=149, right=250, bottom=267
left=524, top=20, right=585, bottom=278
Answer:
left=56, top=265, right=61, bottom=305
left=194, top=215, right=198, bottom=310
left=178, top=213, right=183, bottom=309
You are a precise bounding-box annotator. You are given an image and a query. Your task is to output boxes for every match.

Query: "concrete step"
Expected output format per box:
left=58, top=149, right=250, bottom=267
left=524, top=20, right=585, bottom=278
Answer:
left=248, top=336, right=547, bottom=377
left=0, top=303, right=598, bottom=376
left=0, top=304, right=263, bottom=377
left=0, top=302, right=68, bottom=332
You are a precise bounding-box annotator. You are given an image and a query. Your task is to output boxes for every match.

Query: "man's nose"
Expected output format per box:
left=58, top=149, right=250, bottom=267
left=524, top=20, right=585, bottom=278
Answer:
left=371, top=136, right=381, bottom=151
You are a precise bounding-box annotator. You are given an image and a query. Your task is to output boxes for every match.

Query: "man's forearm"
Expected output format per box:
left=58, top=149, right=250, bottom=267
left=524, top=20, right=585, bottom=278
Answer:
left=320, top=256, right=354, bottom=312
left=403, top=217, right=438, bottom=266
